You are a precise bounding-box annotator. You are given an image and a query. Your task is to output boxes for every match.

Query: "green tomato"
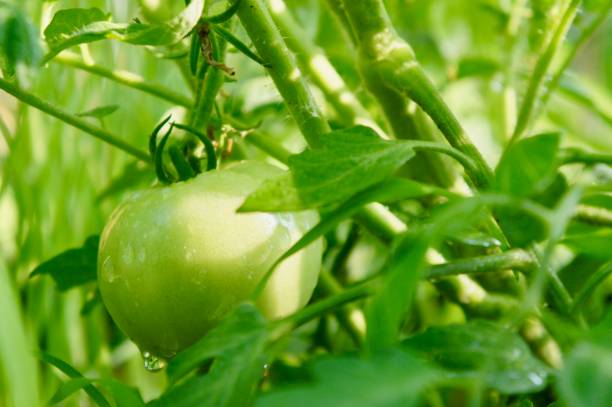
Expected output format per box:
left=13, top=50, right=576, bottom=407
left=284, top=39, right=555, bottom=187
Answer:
left=139, top=0, right=185, bottom=23
left=98, top=161, right=322, bottom=359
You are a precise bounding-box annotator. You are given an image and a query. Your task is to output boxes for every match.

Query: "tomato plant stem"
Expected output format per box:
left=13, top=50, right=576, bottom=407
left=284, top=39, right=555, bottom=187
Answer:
left=232, top=0, right=330, bottom=147
left=574, top=204, right=612, bottom=227
left=281, top=281, right=373, bottom=329
left=560, top=148, right=612, bottom=167
left=510, top=0, right=581, bottom=143
left=318, top=270, right=365, bottom=345
left=191, top=22, right=232, bottom=130
left=323, top=0, right=357, bottom=45
left=283, top=248, right=541, bottom=330
left=537, top=1, right=612, bottom=119
left=265, top=0, right=381, bottom=132
left=0, top=77, right=150, bottom=162
left=54, top=53, right=194, bottom=108
left=426, top=249, right=536, bottom=279
left=341, top=0, right=494, bottom=189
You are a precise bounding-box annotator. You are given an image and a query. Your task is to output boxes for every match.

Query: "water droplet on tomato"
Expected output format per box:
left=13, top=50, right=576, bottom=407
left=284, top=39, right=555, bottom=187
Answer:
left=102, top=256, right=116, bottom=283
left=142, top=350, right=167, bottom=372
left=123, top=244, right=134, bottom=264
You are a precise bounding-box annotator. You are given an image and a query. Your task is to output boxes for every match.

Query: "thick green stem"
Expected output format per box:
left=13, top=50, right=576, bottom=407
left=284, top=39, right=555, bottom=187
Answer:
left=191, top=23, right=232, bottom=130
left=537, top=1, right=612, bottom=119
left=341, top=0, right=493, bottom=189
left=499, top=0, right=528, bottom=141
left=325, top=0, right=458, bottom=187
left=560, top=147, right=612, bottom=167
left=574, top=204, right=612, bottom=227
left=0, top=77, right=150, bottom=162
left=265, top=0, right=379, bottom=131
left=280, top=281, right=373, bottom=329
left=244, top=131, right=292, bottom=164
left=426, top=249, right=536, bottom=279
left=323, top=0, right=357, bottom=45
left=232, top=0, right=330, bottom=147
left=510, top=0, right=581, bottom=143
left=54, top=53, right=193, bottom=108
left=318, top=270, right=365, bottom=345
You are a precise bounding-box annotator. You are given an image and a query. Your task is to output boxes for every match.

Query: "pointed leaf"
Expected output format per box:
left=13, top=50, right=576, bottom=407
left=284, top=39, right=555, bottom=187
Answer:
left=30, top=236, right=99, bottom=291
left=240, top=126, right=415, bottom=212
left=43, top=1, right=204, bottom=62
left=495, top=133, right=561, bottom=198
left=256, top=348, right=440, bottom=407
left=403, top=320, right=551, bottom=394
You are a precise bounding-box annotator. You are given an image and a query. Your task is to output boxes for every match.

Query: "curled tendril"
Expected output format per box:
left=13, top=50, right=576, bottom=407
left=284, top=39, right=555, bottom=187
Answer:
left=173, top=123, right=217, bottom=171
left=154, top=123, right=175, bottom=184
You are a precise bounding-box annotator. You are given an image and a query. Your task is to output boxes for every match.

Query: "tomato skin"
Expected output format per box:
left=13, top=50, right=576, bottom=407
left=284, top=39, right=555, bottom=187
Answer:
left=98, top=162, right=322, bottom=359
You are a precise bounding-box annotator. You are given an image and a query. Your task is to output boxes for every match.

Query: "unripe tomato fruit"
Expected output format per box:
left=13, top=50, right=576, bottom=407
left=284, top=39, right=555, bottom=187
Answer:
left=98, top=161, right=322, bottom=359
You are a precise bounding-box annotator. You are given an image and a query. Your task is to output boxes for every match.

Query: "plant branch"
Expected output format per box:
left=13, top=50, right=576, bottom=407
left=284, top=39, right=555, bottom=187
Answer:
left=191, top=23, right=232, bottom=130
left=0, top=77, right=150, bottom=162
left=340, top=0, right=493, bottom=189
left=572, top=261, right=612, bottom=312
left=281, top=248, right=541, bottom=330
left=280, top=280, right=373, bottom=329
left=510, top=0, right=581, bottom=143
left=560, top=147, right=612, bottom=167
left=54, top=53, right=194, bottom=108
left=426, top=249, right=536, bottom=279
left=265, top=0, right=380, bottom=132
left=574, top=204, right=612, bottom=227
left=243, top=130, right=292, bottom=164
left=536, top=1, right=612, bottom=120
left=318, top=270, right=365, bottom=345
left=232, top=0, right=330, bottom=147
left=323, top=0, right=357, bottom=45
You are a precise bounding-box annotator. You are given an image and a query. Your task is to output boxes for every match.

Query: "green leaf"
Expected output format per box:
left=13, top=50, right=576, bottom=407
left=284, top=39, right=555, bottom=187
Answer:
left=269, top=177, right=445, bottom=270
left=495, top=207, right=548, bottom=247
left=43, top=8, right=110, bottom=46
left=563, top=228, right=612, bottom=260
left=0, top=7, right=42, bottom=75
left=48, top=377, right=144, bottom=406
left=203, top=0, right=242, bottom=23
left=77, top=104, right=119, bottom=119
left=40, top=353, right=111, bottom=407
left=256, top=348, right=440, bottom=407
left=155, top=304, right=269, bottom=407
left=167, top=303, right=269, bottom=382
left=455, top=56, right=499, bottom=79
left=557, top=312, right=612, bottom=407
left=403, top=320, right=552, bottom=394
left=366, top=197, right=488, bottom=350
left=212, top=25, right=269, bottom=67
left=48, top=377, right=95, bottom=405
left=495, top=133, right=561, bottom=198
left=43, top=1, right=204, bottom=62
left=153, top=344, right=267, bottom=407
left=29, top=235, right=99, bottom=291
left=42, top=8, right=112, bottom=61
left=240, top=126, right=415, bottom=212
left=366, top=232, right=430, bottom=350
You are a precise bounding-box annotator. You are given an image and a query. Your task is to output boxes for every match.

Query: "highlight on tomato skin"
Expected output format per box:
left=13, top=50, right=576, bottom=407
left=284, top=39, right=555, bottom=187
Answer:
left=97, top=161, right=323, bottom=360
